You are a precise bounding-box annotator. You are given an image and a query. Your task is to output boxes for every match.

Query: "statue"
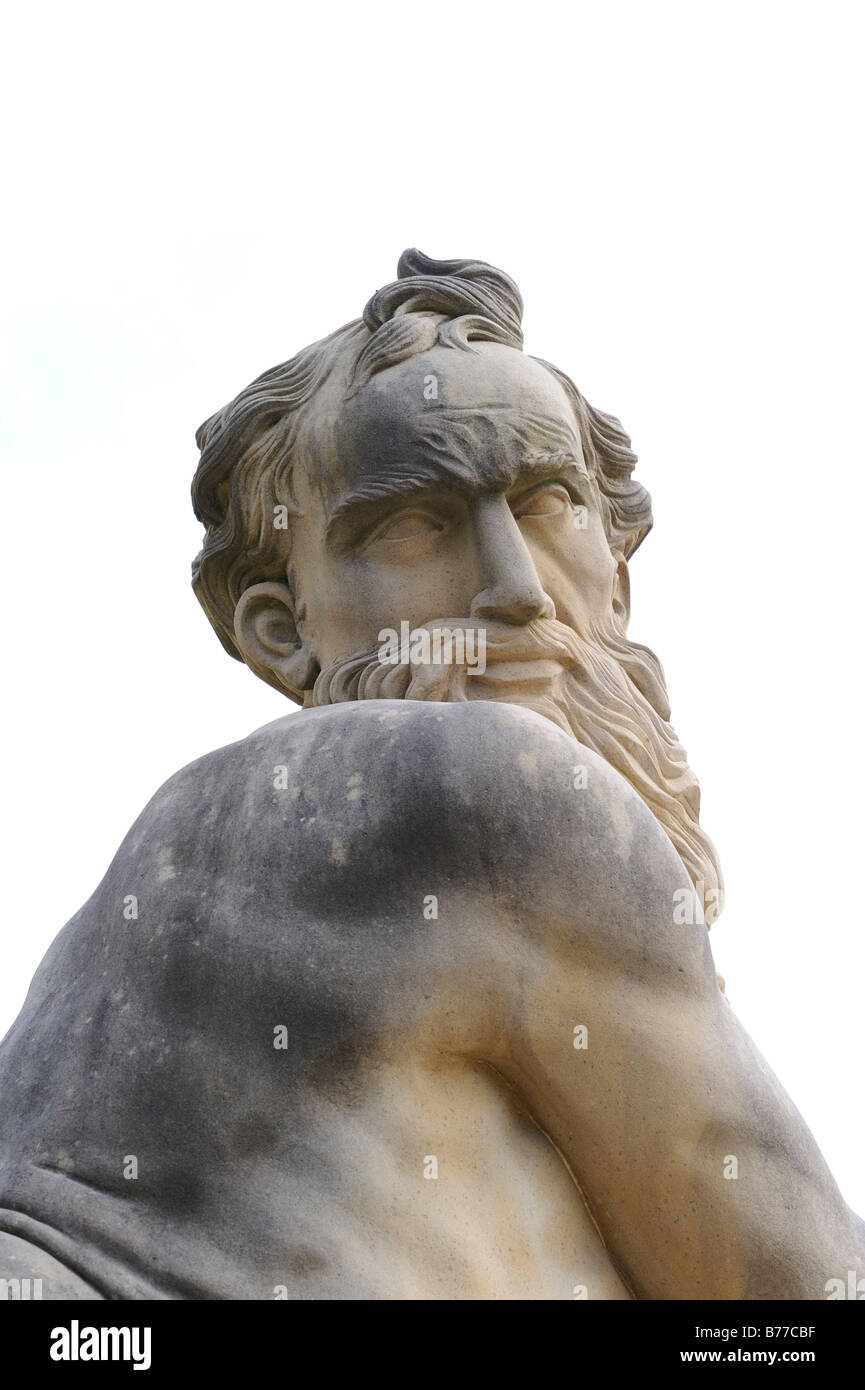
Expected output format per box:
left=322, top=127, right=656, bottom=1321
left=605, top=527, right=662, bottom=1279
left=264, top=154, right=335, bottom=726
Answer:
left=1, top=251, right=861, bottom=1300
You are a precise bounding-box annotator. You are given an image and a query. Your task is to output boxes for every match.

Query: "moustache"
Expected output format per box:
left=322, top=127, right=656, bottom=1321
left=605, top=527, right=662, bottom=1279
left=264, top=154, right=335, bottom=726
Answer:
left=311, top=617, right=593, bottom=707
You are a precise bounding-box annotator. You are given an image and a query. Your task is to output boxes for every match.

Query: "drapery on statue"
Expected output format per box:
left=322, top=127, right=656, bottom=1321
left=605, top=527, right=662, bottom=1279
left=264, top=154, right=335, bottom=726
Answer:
left=1, top=251, right=861, bottom=1300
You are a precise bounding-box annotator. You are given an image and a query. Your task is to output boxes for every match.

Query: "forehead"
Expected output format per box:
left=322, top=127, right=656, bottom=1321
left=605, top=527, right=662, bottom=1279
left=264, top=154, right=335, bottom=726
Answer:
left=303, top=342, right=585, bottom=512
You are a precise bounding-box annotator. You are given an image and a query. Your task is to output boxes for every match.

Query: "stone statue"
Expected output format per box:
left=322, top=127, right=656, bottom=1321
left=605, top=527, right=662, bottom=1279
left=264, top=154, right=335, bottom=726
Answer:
left=1, top=251, right=861, bottom=1300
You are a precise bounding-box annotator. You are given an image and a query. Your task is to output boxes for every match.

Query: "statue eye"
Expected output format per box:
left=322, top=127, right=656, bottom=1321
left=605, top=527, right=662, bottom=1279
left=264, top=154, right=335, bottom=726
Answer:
left=512, top=485, right=573, bottom=519
left=374, top=510, right=444, bottom=542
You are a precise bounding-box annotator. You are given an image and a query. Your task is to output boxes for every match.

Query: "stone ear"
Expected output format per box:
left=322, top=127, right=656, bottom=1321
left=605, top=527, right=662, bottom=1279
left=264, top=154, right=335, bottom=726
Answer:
left=233, top=582, right=318, bottom=702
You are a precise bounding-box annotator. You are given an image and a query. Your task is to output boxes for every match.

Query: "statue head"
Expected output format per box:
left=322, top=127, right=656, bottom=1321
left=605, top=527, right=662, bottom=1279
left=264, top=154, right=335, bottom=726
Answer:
left=192, top=250, right=722, bottom=910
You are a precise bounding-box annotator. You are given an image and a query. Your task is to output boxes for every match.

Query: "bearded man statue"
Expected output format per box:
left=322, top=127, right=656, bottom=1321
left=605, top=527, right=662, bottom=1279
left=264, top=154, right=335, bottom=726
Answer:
left=0, top=251, right=860, bottom=1300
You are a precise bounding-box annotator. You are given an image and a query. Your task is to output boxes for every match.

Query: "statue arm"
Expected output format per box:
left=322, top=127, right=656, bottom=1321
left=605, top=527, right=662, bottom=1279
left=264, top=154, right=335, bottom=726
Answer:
left=366, top=697, right=863, bottom=1300
left=458, top=714, right=864, bottom=1301
left=514, top=918, right=862, bottom=1299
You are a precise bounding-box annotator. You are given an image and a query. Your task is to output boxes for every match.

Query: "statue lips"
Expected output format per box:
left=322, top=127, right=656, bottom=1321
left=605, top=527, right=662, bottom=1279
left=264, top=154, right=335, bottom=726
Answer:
left=468, top=658, right=567, bottom=694
left=446, top=619, right=585, bottom=694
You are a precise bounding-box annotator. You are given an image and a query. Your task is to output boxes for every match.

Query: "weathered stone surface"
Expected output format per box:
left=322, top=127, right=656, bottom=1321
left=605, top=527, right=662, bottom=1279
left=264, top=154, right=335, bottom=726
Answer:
left=0, top=252, right=861, bottom=1299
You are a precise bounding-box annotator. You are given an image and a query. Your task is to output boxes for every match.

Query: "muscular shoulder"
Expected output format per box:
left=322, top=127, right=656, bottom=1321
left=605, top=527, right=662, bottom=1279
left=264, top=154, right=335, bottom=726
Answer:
left=132, top=697, right=678, bottom=864
left=109, top=699, right=707, bottom=978
left=255, top=705, right=691, bottom=925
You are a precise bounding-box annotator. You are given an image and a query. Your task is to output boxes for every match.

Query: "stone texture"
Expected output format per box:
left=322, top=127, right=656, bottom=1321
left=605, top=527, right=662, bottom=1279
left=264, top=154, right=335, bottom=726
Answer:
left=0, top=251, right=861, bottom=1299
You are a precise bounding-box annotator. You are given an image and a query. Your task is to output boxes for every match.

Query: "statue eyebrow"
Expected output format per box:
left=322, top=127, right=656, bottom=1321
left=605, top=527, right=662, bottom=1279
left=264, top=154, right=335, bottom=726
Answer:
left=325, top=451, right=588, bottom=548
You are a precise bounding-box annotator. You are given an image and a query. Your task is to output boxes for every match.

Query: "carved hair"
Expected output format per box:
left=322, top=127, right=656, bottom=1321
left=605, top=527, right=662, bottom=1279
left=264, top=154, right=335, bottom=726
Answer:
left=191, top=250, right=653, bottom=662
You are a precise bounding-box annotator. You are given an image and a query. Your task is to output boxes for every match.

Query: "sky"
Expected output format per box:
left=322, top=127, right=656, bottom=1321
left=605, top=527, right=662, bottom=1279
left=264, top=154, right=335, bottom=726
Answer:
left=2, top=1, right=864, bottom=1220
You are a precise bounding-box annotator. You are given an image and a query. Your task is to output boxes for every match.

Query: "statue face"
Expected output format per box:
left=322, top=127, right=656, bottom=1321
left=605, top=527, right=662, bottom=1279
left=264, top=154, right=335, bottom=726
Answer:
left=287, top=342, right=619, bottom=681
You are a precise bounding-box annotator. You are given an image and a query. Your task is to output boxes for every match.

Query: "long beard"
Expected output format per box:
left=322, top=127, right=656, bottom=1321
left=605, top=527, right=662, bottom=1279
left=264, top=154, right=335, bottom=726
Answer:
left=311, top=615, right=723, bottom=915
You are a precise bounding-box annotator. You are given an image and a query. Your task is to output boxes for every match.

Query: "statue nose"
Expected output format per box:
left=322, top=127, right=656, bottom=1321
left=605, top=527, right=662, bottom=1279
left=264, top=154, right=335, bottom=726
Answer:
left=470, top=585, right=555, bottom=624
left=468, top=496, right=556, bottom=624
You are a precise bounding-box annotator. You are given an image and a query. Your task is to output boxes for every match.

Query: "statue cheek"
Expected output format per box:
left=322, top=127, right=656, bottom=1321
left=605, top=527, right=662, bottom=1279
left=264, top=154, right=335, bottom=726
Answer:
left=549, top=542, right=617, bottom=622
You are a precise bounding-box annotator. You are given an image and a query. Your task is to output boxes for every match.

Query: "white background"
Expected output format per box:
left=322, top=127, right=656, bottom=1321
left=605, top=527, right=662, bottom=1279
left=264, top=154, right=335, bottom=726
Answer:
left=2, top=3, right=863, bottom=1215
